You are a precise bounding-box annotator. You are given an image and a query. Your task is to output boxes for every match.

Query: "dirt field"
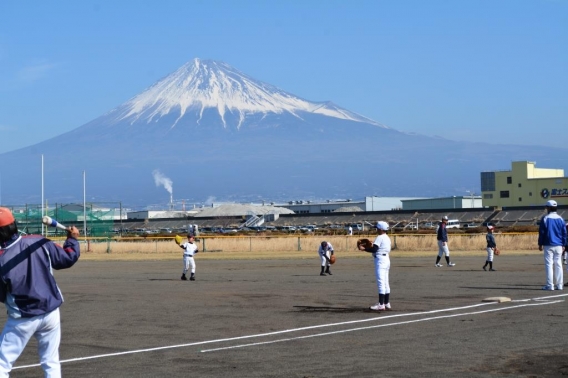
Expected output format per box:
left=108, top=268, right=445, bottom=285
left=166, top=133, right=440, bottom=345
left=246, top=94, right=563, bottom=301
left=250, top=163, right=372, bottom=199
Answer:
left=3, top=252, right=567, bottom=377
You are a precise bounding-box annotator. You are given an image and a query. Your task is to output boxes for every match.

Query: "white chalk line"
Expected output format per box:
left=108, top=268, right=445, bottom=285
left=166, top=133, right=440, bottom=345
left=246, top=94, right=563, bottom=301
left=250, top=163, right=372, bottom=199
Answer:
left=200, top=299, right=564, bottom=353
left=13, top=293, right=567, bottom=370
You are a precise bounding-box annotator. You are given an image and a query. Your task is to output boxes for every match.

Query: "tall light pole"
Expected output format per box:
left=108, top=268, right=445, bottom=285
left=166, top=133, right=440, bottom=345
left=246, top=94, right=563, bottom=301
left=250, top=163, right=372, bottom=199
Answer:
left=83, top=171, right=87, bottom=240
left=41, top=154, right=44, bottom=236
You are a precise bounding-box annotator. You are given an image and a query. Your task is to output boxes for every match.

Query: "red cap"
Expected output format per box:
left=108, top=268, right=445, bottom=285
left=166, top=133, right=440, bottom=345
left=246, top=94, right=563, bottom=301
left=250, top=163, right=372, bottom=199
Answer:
left=0, top=207, right=15, bottom=227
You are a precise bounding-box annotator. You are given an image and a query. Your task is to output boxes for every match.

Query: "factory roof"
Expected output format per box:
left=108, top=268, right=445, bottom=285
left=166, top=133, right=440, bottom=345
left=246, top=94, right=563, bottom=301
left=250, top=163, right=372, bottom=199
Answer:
left=193, top=203, right=294, bottom=218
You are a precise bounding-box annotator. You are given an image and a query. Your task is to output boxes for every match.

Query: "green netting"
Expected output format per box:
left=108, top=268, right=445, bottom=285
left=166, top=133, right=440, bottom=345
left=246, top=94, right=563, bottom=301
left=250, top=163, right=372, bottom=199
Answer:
left=9, top=203, right=122, bottom=237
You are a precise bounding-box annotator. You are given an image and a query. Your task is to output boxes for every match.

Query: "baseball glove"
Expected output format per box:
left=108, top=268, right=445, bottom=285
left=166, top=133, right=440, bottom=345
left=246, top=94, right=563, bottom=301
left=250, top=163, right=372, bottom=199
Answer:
left=174, top=235, right=183, bottom=245
left=494, top=247, right=500, bottom=256
left=357, top=238, right=373, bottom=251
left=329, top=255, right=336, bottom=265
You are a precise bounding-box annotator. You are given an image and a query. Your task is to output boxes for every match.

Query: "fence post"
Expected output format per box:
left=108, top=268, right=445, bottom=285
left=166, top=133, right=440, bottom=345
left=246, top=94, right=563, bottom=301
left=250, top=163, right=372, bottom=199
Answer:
left=249, top=237, right=252, bottom=252
left=393, top=235, right=398, bottom=250
left=203, top=238, right=206, bottom=252
left=106, top=237, right=111, bottom=253
left=155, top=240, right=157, bottom=253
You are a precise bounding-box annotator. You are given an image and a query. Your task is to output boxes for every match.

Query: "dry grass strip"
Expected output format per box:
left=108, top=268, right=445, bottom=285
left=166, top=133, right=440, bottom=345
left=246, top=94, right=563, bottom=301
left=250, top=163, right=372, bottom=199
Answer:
left=73, top=233, right=541, bottom=261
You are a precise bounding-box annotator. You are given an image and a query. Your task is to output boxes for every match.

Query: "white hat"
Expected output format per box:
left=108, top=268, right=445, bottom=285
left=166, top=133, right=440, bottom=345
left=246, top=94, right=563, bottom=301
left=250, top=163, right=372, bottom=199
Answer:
left=442, top=216, right=448, bottom=220
left=546, top=200, right=558, bottom=207
left=487, top=225, right=494, bottom=230
left=375, top=221, right=389, bottom=231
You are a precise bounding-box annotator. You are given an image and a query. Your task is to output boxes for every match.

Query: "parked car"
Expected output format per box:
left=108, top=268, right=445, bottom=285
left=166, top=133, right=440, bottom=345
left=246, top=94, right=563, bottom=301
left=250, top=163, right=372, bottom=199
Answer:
left=346, top=223, right=363, bottom=231
left=279, top=226, right=296, bottom=232
left=446, top=219, right=460, bottom=229
left=220, top=228, right=238, bottom=233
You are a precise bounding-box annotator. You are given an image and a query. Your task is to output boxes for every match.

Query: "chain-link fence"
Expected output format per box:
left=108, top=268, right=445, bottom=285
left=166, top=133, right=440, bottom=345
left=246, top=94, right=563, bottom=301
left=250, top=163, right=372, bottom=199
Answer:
left=8, top=202, right=124, bottom=237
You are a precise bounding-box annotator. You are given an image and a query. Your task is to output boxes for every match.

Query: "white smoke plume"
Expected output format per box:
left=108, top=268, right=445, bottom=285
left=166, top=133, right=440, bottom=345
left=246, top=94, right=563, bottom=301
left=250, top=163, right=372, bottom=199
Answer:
left=152, top=169, right=173, bottom=194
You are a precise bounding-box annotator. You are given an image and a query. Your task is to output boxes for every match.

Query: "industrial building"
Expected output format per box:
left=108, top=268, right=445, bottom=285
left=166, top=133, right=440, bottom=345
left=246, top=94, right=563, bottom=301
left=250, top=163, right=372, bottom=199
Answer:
left=481, top=161, right=568, bottom=208
left=277, top=197, right=421, bottom=214
left=401, top=196, right=482, bottom=211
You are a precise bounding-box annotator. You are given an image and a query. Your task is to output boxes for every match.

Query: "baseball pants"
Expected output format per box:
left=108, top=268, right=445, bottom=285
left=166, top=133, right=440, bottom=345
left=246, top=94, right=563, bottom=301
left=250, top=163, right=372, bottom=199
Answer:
left=543, top=245, right=563, bottom=289
left=0, top=308, right=61, bottom=378
left=374, top=254, right=390, bottom=295
left=319, top=252, right=331, bottom=267
left=486, top=247, right=494, bottom=262
left=183, top=255, right=196, bottom=274
left=437, top=240, right=450, bottom=257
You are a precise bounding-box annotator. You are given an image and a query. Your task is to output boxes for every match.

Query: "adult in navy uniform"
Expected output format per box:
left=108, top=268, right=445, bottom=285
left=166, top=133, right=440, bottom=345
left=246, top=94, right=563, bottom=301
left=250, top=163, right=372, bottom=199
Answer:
left=435, top=216, right=455, bottom=267
left=538, top=200, right=567, bottom=290
left=0, top=207, right=80, bottom=377
left=483, top=225, right=497, bottom=271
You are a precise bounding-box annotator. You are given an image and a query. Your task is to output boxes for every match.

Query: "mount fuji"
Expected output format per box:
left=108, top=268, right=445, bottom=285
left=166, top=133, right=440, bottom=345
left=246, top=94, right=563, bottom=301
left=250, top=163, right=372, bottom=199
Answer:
left=3, top=58, right=567, bottom=207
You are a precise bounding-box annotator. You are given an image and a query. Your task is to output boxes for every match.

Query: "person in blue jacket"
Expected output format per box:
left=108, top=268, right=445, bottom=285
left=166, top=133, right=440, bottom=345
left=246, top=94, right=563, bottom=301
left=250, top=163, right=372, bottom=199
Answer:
left=435, top=216, right=455, bottom=267
left=0, top=207, right=80, bottom=377
left=538, top=200, right=567, bottom=291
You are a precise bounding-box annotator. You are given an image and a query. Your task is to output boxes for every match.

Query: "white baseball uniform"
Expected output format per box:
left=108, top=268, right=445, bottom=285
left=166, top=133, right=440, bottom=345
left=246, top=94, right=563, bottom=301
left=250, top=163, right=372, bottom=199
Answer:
left=181, top=241, right=198, bottom=275
left=373, top=233, right=391, bottom=295
left=318, top=242, right=334, bottom=267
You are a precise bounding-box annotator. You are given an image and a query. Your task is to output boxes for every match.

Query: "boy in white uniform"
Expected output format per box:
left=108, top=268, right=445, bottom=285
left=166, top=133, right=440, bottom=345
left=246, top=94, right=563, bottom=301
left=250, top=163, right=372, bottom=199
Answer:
left=180, top=234, right=199, bottom=281
left=358, top=221, right=392, bottom=311
left=318, top=241, right=334, bottom=276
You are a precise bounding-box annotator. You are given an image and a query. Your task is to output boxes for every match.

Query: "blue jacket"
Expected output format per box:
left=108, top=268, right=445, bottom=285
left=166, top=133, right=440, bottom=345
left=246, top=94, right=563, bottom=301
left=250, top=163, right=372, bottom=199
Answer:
left=486, top=233, right=496, bottom=248
left=538, top=212, right=567, bottom=247
left=436, top=222, right=447, bottom=242
left=0, top=234, right=80, bottom=318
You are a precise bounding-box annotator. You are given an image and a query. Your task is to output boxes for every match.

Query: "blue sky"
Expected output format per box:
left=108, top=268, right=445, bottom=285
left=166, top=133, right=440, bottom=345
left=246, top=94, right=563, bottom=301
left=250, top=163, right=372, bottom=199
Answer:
left=0, top=0, right=566, bottom=154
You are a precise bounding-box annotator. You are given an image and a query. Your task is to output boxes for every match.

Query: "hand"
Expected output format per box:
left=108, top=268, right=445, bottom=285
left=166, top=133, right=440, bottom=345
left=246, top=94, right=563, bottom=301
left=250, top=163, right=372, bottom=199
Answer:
left=67, top=226, right=80, bottom=239
left=538, top=245, right=543, bottom=251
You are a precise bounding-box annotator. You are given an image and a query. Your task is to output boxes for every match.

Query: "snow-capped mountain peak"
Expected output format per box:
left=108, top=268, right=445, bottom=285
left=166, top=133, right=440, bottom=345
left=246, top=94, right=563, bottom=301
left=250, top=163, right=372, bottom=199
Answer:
left=114, top=58, right=387, bottom=129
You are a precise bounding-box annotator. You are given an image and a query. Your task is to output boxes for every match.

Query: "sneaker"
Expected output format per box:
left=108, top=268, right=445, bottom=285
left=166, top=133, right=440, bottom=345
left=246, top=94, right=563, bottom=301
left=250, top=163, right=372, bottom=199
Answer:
left=320, top=272, right=326, bottom=276
left=489, top=268, right=496, bottom=271
left=447, top=262, right=455, bottom=267
left=181, top=275, right=188, bottom=281
left=385, top=303, right=392, bottom=310
left=370, top=303, right=386, bottom=311
left=435, top=263, right=443, bottom=267
left=542, top=285, right=554, bottom=291
left=482, top=266, right=487, bottom=271
left=554, top=285, right=563, bottom=290
left=190, top=276, right=196, bottom=281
